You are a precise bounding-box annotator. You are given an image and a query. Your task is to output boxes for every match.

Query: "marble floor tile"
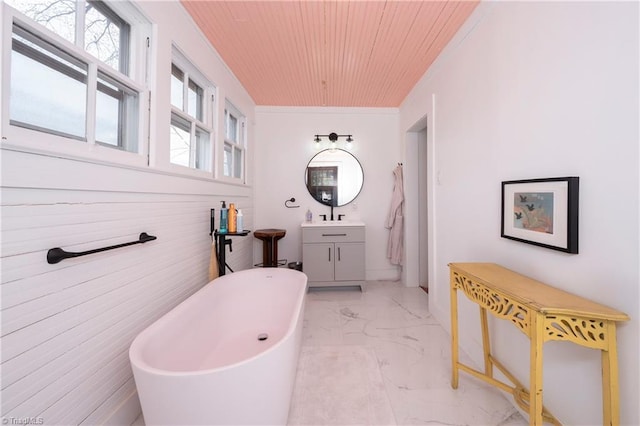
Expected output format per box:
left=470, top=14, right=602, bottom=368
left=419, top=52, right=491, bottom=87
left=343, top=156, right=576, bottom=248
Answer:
left=288, top=346, right=395, bottom=425
left=290, top=282, right=528, bottom=426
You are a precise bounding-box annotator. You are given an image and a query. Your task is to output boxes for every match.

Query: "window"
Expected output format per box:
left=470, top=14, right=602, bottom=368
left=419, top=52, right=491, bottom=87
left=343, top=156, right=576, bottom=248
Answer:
left=7, top=0, right=129, bottom=72
left=4, top=0, right=146, bottom=154
left=223, top=101, right=245, bottom=180
left=11, top=26, right=88, bottom=139
left=170, top=48, right=214, bottom=172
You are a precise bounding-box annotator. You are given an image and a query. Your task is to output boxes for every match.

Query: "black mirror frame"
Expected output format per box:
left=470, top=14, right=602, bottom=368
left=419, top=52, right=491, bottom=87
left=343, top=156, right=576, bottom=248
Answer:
left=305, top=148, right=364, bottom=207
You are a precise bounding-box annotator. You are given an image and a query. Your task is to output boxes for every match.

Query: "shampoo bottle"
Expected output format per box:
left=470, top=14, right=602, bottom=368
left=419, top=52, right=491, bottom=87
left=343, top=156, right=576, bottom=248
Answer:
left=228, top=203, right=237, bottom=233
left=305, top=208, right=313, bottom=223
left=219, top=201, right=228, bottom=233
left=236, top=209, right=244, bottom=233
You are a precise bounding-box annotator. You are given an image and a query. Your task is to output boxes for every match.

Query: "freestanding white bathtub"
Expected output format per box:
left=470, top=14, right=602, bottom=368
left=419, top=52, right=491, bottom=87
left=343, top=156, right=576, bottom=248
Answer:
left=129, top=268, right=307, bottom=425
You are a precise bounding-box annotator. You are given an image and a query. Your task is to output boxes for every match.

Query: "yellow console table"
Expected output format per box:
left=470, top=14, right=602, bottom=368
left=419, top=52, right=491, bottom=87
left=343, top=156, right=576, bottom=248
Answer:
left=449, top=263, right=629, bottom=425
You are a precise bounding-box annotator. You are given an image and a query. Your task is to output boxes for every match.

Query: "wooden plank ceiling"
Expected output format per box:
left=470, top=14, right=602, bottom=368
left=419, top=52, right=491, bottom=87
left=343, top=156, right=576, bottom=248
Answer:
left=181, top=0, right=479, bottom=107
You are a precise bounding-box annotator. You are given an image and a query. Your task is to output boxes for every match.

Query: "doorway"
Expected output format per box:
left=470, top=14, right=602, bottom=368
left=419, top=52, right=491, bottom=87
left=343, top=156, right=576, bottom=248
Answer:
left=403, top=117, right=430, bottom=292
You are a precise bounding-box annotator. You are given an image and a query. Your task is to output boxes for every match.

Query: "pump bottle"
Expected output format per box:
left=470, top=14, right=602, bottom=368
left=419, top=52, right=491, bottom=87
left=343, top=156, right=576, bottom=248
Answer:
left=219, top=201, right=228, bottom=233
left=228, top=203, right=237, bottom=233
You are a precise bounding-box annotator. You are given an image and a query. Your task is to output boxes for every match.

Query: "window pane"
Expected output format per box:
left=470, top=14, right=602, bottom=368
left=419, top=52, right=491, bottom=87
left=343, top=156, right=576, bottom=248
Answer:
left=96, top=72, right=138, bottom=151
left=6, top=0, right=76, bottom=44
left=7, top=0, right=128, bottom=73
left=225, top=110, right=237, bottom=142
left=96, top=77, right=119, bottom=146
left=85, top=3, right=124, bottom=71
left=11, top=29, right=87, bottom=139
left=188, top=79, right=203, bottom=121
left=223, top=143, right=232, bottom=177
left=170, top=113, right=191, bottom=167
left=171, top=64, right=184, bottom=110
left=122, top=89, right=139, bottom=153
left=233, top=147, right=242, bottom=178
left=195, top=127, right=210, bottom=171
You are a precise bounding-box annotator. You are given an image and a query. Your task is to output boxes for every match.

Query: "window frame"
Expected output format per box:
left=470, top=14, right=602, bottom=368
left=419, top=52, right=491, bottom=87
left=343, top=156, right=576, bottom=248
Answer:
left=223, top=100, right=246, bottom=183
left=169, top=45, right=215, bottom=174
left=1, top=2, right=150, bottom=168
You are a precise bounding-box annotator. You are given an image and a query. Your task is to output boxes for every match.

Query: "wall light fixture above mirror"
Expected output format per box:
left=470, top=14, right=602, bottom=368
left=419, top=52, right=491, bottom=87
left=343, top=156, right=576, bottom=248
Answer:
left=313, top=132, right=354, bottom=150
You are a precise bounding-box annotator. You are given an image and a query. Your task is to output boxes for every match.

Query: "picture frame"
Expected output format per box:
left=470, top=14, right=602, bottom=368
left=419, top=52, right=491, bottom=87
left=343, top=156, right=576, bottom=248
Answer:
left=501, top=177, right=579, bottom=253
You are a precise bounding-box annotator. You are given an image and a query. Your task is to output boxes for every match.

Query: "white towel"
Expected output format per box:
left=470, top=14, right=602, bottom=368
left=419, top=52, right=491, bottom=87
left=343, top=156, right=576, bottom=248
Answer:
left=386, top=165, right=404, bottom=265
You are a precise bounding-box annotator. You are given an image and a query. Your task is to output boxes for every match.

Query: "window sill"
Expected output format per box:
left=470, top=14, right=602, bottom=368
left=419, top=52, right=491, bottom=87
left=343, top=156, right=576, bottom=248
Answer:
left=162, top=161, right=214, bottom=181
left=1, top=137, right=252, bottom=191
left=2, top=126, right=148, bottom=169
left=217, top=174, right=248, bottom=187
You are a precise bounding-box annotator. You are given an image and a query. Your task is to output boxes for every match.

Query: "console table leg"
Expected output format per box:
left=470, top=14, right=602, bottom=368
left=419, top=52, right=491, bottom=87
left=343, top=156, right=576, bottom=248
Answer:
left=480, top=307, right=493, bottom=377
left=529, top=312, right=544, bottom=425
left=450, top=284, right=459, bottom=389
left=602, top=321, right=620, bottom=426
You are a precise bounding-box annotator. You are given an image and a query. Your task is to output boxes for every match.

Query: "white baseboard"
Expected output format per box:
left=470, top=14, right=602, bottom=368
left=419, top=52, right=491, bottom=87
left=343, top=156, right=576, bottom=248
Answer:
left=367, top=267, right=401, bottom=282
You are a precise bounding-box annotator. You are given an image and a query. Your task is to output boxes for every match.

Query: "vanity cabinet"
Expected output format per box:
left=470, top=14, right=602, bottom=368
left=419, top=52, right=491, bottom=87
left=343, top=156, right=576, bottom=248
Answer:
left=302, top=224, right=365, bottom=290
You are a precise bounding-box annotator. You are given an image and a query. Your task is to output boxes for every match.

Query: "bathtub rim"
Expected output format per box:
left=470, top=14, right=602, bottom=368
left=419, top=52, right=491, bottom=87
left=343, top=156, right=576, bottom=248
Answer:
left=129, top=268, right=307, bottom=377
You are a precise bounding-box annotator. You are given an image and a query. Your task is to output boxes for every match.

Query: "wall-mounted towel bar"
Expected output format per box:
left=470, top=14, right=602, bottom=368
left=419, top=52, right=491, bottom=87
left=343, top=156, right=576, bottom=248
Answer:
left=285, top=197, right=300, bottom=208
left=47, top=232, right=157, bottom=264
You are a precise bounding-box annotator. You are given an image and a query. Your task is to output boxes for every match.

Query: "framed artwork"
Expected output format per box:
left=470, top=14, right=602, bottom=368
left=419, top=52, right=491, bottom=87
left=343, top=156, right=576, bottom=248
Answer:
left=501, top=177, right=579, bottom=253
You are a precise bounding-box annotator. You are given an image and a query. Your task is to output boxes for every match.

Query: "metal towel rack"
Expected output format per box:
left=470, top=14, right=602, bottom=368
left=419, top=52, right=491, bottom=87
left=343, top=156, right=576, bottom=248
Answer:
left=47, top=232, right=157, bottom=264
left=284, top=197, right=300, bottom=208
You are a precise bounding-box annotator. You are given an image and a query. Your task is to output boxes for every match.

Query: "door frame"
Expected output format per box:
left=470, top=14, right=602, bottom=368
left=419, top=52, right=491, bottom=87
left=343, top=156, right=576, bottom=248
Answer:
left=402, top=112, right=436, bottom=297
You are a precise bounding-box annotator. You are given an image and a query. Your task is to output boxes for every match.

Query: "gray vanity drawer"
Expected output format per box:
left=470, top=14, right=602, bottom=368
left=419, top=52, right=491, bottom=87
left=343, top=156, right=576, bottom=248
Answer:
left=302, top=227, right=365, bottom=243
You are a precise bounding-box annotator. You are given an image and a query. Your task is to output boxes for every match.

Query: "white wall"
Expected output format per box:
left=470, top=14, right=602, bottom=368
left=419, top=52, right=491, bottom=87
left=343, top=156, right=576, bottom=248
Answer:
left=400, top=2, right=639, bottom=425
left=254, top=107, right=401, bottom=281
left=1, top=1, right=255, bottom=424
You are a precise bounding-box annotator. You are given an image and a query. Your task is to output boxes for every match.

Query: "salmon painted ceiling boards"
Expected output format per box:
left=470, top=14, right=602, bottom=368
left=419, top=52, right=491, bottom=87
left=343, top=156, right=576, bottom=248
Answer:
left=181, top=1, right=479, bottom=107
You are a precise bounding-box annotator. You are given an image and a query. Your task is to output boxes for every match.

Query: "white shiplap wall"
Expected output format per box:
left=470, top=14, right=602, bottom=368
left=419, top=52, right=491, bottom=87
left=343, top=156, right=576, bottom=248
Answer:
left=1, top=154, right=254, bottom=425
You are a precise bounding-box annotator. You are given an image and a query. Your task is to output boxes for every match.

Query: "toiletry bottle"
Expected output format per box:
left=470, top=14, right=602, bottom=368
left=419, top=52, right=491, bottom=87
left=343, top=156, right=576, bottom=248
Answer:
left=228, top=203, right=237, bottom=233
left=236, top=209, right=244, bottom=233
left=305, top=208, right=313, bottom=223
left=220, top=201, right=228, bottom=233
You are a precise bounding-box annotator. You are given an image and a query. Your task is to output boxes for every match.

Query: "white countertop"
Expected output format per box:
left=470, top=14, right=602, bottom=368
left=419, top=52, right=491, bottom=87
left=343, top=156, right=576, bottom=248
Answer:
left=301, top=220, right=365, bottom=227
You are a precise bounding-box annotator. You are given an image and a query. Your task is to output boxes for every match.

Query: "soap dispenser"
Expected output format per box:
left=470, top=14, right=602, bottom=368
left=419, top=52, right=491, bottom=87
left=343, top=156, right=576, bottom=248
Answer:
left=219, top=201, right=228, bottom=233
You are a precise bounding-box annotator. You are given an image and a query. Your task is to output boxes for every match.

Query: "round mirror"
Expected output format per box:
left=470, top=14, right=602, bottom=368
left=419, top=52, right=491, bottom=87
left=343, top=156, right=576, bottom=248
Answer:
left=305, top=149, right=364, bottom=207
